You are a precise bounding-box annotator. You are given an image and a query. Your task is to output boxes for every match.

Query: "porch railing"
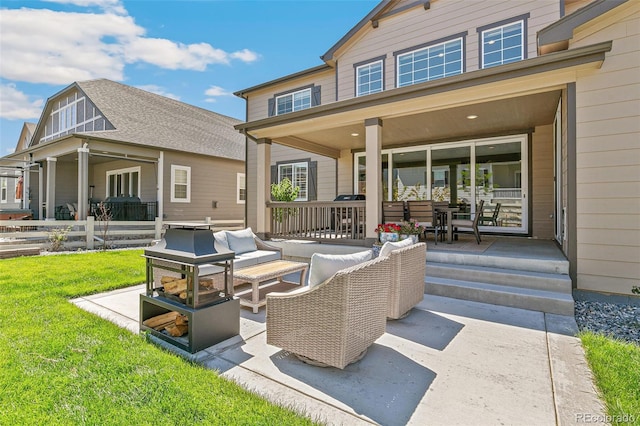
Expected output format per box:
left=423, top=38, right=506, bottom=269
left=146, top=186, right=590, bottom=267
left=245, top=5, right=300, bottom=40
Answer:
left=267, top=201, right=366, bottom=243
left=492, top=188, right=522, bottom=199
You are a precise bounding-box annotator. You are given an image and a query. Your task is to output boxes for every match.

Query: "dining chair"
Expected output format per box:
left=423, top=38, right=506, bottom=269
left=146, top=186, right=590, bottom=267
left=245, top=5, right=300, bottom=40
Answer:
left=451, top=199, right=485, bottom=244
left=382, top=201, right=406, bottom=224
left=406, top=200, right=441, bottom=244
left=481, top=202, right=501, bottom=226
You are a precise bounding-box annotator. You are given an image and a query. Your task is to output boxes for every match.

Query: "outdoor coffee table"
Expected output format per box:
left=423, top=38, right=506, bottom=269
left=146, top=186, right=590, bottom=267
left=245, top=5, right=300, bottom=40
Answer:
left=233, top=260, right=308, bottom=313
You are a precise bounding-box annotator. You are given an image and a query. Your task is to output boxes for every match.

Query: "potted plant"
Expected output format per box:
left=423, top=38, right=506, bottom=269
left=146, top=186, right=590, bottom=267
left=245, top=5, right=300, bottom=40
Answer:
left=400, top=218, right=424, bottom=243
left=375, top=223, right=401, bottom=243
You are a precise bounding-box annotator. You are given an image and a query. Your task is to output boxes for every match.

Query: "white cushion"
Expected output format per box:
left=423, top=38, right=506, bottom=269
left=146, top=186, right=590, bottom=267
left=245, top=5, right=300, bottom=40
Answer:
left=213, top=231, right=229, bottom=251
left=379, top=237, right=414, bottom=258
left=308, top=250, right=373, bottom=288
left=226, top=228, right=257, bottom=255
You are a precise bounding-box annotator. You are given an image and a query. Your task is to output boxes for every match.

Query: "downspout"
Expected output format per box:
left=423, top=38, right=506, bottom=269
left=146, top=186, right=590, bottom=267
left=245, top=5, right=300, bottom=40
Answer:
left=157, top=151, right=164, bottom=220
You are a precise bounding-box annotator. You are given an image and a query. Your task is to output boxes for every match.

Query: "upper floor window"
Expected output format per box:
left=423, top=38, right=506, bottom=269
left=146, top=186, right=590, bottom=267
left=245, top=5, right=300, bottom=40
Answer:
left=356, top=59, right=384, bottom=97
left=479, top=15, right=528, bottom=69
left=171, top=165, right=191, bottom=203
left=268, top=85, right=321, bottom=117
left=237, top=173, right=246, bottom=204
left=276, top=88, right=311, bottom=115
left=278, top=162, right=308, bottom=201
left=397, top=37, right=464, bottom=87
left=107, top=166, right=140, bottom=198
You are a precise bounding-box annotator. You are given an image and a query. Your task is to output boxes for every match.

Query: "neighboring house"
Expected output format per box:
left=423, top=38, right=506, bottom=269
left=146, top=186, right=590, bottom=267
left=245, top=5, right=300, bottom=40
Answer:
left=235, top=0, right=639, bottom=295
left=1, top=79, right=246, bottom=222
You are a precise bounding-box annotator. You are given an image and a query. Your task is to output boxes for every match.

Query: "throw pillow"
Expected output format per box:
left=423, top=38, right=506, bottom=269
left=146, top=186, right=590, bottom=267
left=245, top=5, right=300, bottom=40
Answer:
left=308, top=250, right=373, bottom=288
left=378, top=237, right=414, bottom=258
left=213, top=231, right=229, bottom=251
left=226, top=228, right=257, bottom=255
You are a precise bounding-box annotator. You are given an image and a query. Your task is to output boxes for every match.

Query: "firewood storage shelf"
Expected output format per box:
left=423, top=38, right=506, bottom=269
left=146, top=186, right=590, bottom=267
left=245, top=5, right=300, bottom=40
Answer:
left=140, top=226, right=240, bottom=353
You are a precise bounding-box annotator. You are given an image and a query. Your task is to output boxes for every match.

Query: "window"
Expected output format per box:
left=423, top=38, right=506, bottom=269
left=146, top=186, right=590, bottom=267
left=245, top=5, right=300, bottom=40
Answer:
left=106, top=167, right=140, bottom=198
left=397, top=38, right=463, bottom=87
left=171, top=165, right=190, bottom=203
left=237, top=173, right=246, bottom=204
left=356, top=60, right=383, bottom=96
left=276, top=88, right=311, bottom=115
left=278, top=162, right=308, bottom=201
left=481, top=19, right=525, bottom=68
left=0, top=178, right=7, bottom=203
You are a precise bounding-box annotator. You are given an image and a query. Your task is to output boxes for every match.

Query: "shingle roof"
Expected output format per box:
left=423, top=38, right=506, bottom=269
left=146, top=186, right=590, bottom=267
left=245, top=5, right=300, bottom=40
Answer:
left=75, top=79, right=244, bottom=161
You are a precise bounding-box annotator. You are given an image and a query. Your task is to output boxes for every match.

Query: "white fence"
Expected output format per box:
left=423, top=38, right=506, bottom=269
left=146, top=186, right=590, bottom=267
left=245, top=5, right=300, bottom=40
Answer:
left=0, top=217, right=245, bottom=253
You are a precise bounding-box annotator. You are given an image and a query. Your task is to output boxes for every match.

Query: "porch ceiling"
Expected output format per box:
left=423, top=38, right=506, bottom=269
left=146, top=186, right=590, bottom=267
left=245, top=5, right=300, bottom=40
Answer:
left=282, top=90, right=562, bottom=152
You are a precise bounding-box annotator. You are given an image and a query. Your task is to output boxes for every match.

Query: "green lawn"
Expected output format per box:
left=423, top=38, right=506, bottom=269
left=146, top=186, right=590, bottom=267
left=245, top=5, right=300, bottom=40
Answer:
left=0, top=250, right=315, bottom=425
left=580, top=332, right=640, bottom=425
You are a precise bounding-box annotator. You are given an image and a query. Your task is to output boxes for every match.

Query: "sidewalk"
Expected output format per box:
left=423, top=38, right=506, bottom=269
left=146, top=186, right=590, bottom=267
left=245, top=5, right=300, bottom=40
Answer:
left=71, top=286, right=605, bottom=426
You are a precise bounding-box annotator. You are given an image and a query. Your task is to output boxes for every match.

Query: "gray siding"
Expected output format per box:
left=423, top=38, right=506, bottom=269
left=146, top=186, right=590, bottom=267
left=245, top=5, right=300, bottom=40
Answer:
left=163, top=152, right=245, bottom=222
left=271, top=144, right=336, bottom=201
left=91, top=159, right=157, bottom=202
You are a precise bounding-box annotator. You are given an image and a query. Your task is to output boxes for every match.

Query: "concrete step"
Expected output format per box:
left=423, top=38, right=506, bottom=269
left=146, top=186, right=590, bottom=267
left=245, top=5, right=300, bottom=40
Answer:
left=427, top=263, right=572, bottom=294
left=427, top=251, right=569, bottom=275
left=425, top=276, right=575, bottom=316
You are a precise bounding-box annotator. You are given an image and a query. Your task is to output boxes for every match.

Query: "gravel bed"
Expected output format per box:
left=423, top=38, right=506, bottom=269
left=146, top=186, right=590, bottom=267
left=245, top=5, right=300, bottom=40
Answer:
left=575, top=300, right=640, bottom=345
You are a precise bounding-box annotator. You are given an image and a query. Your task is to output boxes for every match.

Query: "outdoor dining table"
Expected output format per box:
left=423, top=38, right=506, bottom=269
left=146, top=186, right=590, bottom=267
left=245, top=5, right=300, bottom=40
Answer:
left=435, top=206, right=460, bottom=244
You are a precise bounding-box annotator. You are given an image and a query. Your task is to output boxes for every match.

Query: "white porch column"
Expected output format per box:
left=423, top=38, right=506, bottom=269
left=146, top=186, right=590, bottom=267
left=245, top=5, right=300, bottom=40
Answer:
left=22, top=163, right=30, bottom=210
left=45, top=157, right=57, bottom=220
left=77, top=146, right=89, bottom=220
left=38, top=164, right=44, bottom=219
left=365, top=118, right=383, bottom=240
left=256, top=138, right=272, bottom=237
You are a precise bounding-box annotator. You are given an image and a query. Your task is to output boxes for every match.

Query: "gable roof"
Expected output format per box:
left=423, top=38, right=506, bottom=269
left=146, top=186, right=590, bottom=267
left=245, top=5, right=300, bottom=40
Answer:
left=30, top=79, right=245, bottom=161
left=538, top=0, right=629, bottom=53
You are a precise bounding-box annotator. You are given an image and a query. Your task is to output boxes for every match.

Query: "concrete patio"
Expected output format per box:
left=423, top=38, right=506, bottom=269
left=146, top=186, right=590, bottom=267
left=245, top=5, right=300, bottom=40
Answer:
left=71, top=281, right=606, bottom=426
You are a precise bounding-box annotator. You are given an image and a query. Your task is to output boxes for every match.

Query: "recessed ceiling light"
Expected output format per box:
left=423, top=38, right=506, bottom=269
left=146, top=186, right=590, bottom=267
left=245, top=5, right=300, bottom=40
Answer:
left=351, top=133, right=359, bottom=137
left=467, top=115, right=478, bottom=120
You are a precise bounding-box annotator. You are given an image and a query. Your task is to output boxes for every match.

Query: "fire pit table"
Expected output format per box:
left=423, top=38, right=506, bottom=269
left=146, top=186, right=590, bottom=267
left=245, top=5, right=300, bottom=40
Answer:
left=234, top=260, right=308, bottom=313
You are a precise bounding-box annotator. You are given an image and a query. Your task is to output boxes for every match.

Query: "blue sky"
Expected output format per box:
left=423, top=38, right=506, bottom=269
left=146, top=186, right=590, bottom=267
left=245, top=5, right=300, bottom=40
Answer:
left=0, top=0, right=378, bottom=155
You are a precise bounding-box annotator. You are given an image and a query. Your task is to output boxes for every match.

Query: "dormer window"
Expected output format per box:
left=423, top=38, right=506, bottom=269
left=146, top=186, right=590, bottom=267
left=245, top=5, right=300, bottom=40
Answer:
left=479, top=15, right=529, bottom=69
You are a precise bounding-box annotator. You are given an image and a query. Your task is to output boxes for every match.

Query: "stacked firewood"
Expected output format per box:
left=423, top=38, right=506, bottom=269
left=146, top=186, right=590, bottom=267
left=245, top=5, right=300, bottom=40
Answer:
left=161, top=276, right=188, bottom=300
left=142, top=311, right=189, bottom=337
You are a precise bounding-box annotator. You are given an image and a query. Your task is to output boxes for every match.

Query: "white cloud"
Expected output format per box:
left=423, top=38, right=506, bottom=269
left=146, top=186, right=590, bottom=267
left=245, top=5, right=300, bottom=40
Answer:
left=204, top=85, right=233, bottom=103
left=0, top=84, right=44, bottom=120
left=0, top=6, right=260, bottom=85
left=136, top=85, right=181, bottom=101
left=43, top=0, right=127, bottom=15
left=230, top=49, right=260, bottom=63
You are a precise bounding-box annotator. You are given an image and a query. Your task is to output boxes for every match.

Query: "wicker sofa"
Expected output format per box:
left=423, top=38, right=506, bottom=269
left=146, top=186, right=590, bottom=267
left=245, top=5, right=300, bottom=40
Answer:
left=266, top=255, right=391, bottom=369
left=385, top=242, right=427, bottom=319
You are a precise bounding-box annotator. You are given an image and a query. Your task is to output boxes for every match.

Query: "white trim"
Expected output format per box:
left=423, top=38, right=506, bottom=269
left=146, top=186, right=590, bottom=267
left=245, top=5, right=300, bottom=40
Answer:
left=106, top=166, right=141, bottom=198
left=170, top=164, right=191, bottom=203
left=237, top=173, right=246, bottom=204
left=277, top=162, right=308, bottom=201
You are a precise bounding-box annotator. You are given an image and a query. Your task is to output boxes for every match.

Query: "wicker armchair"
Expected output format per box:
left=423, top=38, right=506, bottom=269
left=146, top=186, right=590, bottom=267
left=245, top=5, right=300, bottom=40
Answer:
left=266, top=255, right=391, bottom=369
left=385, top=242, right=427, bottom=319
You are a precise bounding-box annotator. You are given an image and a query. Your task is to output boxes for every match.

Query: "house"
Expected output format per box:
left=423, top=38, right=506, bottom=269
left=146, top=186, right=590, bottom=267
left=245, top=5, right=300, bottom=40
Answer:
left=1, top=79, right=246, bottom=222
left=235, top=0, right=639, bottom=296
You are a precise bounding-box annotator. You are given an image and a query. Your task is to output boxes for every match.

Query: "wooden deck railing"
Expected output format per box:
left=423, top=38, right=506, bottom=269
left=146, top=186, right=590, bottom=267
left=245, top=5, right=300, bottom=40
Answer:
left=267, top=201, right=366, bottom=243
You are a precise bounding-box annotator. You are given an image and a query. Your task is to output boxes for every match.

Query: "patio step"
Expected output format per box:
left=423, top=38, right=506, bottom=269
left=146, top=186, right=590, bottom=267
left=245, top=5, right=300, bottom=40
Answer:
left=426, top=250, right=569, bottom=275
left=424, top=276, right=575, bottom=316
left=426, top=263, right=572, bottom=294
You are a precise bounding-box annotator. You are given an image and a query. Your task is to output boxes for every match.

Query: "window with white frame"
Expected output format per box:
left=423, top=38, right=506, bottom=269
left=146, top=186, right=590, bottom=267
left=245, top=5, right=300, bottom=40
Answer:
left=276, top=88, right=311, bottom=115
left=106, top=166, right=140, bottom=198
left=481, top=20, right=524, bottom=68
left=0, top=178, right=7, bottom=203
left=356, top=60, right=383, bottom=96
left=278, top=162, right=308, bottom=201
left=237, top=173, right=246, bottom=204
left=171, top=165, right=191, bottom=203
left=397, top=38, right=463, bottom=87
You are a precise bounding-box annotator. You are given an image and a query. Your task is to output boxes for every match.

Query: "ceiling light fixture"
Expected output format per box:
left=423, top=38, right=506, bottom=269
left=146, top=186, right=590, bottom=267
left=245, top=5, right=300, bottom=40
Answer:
left=466, top=115, right=478, bottom=120
left=351, top=133, right=359, bottom=137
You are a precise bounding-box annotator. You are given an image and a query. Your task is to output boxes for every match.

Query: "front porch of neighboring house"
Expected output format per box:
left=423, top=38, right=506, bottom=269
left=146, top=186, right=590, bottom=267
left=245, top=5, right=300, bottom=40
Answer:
left=7, top=137, right=161, bottom=221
